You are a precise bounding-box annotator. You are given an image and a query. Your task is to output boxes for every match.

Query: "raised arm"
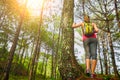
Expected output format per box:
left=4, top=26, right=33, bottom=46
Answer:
left=92, top=23, right=99, bottom=33
left=72, top=22, right=83, bottom=28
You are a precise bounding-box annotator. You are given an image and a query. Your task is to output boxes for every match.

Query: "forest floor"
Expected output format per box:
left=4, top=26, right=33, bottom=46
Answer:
left=0, top=74, right=120, bottom=80
left=0, top=60, right=120, bottom=80
left=76, top=74, right=120, bottom=80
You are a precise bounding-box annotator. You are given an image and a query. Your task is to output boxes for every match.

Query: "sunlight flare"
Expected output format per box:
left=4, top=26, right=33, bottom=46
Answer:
left=27, top=0, right=43, bottom=10
left=18, top=0, right=44, bottom=16
left=27, top=0, right=44, bottom=16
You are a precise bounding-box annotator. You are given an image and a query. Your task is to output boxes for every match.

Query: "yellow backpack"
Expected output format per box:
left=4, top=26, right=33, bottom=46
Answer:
left=82, top=22, right=94, bottom=36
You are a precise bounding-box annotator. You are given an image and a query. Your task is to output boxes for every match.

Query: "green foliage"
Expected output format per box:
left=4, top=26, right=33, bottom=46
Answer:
left=10, top=63, right=27, bottom=76
left=80, top=64, right=86, bottom=71
left=0, top=48, right=8, bottom=61
left=103, top=75, right=112, bottom=80
left=113, top=32, right=120, bottom=41
left=49, top=77, right=56, bottom=80
left=9, top=75, right=28, bottom=80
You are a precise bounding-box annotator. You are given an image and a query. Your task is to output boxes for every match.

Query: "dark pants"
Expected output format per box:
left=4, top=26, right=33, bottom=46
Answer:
left=83, top=38, right=98, bottom=60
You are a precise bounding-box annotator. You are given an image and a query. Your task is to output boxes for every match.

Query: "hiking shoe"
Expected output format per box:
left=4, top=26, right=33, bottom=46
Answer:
left=85, top=70, right=90, bottom=77
left=91, top=74, right=97, bottom=78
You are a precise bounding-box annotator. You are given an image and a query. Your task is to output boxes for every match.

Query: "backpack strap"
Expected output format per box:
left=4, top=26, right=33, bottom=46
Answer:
left=81, top=22, right=89, bottom=35
left=81, top=23, right=85, bottom=34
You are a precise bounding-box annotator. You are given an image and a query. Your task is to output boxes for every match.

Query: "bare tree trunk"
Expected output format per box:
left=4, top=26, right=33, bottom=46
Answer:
left=29, top=38, right=39, bottom=80
left=101, top=32, right=108, bottom=75
left=3, top=0, right=28, bottom=79
left=103, top=1, right=119, bottom=77
left=55, top=28, right=61, bottom=79
left=44, top=51, right=49, bottom=80
left=106, top=35, right=111, bottom=75
left=54, top=28, right=61, bottom=79
left=98, top=35, right=103, bottom=74
left=29, top=32, right=42, bottom=80
left=27, top=41, right=35, bottom=74
left=59, top=0, right=84, bottom=79
left=82, top=0, right=85, bottom=15
left=104, top=7, right=120, bottom=77
left=40, top=52, right=45, bottom=74
left=33, top=41, right=41, bottom=79
left=18, top=33, right=25, bottom=61
left=3, top=10, right=24, bottom=80
left=18, top=44, right=23, bottom=61
left=114, top=0, right=120, bottom=28
left=22, top=49, right=27, bottom=65
left=108, top=53, right=111, bottom=75
left=107, top=31, right=120, bottom=78
left=51, top=28, right=55, bottom=79
left=19, top=46, right=25, bottom=64
left=29, top=1, right=45, bottom=79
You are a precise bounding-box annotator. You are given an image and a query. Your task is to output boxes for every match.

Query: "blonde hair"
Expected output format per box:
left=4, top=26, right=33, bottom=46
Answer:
left=84, top=15, right=90, bottom=23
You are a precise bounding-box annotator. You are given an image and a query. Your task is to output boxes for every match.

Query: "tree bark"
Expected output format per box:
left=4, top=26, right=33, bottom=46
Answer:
left=51, top=27, right=56, bottom=79
left=101, top=32, right=108, bottom=75
left=108, top=31, right=120, bottom=78
left=29, top=37, right=40, bottom=80
left=114, top=0, right=120, bottom=28
left=59, top=0, right=84, bottom=80
left=28, top=0, right=45, bottom=79
left=3, top=11, right=24, bottom=80
left=19, top=46, right=26, bottom=64
left=98, top=35, right=103, bottom=74
left=2, top=0, right=28, bottom=79
left=104, top=1, right=120, bottom=77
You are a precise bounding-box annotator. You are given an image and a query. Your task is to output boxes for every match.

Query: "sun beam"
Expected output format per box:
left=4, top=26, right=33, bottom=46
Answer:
left=27, top=0, right=44, bottom=16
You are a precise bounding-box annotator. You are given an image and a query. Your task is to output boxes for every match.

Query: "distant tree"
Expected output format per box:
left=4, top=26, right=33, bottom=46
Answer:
left=3, top=0, right=28, bottom=79
left=28, top=0, right=45, bottom=80
left=101, top=32, right=108, bottom=75
left=97, top=34, right=103, bottom=74
left=114, top=0, right=120, bottom=28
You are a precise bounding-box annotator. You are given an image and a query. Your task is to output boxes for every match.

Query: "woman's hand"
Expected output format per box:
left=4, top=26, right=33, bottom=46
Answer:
left=72, top=23, right=76, bottom=28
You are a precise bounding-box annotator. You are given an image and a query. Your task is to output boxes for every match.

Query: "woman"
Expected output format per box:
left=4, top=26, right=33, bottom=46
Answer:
left=72, top=15, right=99, bottom=78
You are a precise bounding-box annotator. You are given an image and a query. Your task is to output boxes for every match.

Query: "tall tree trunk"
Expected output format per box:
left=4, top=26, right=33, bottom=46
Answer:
left=44, top=52, right=49, bottom=80
left=22, top=49, right=27, bottom=65
left=28, top=0, right=45, bottom=80
left=98, top=35, right=103, bottom=74
left=59, top=0, right=83, bottom=80
left=27, top=41, right=35, bottom=74
left=103, top=1, right=119, bottom=77
left=29, top=31, right=41, bottom=80
left=19, top=46, right=26, bottom=64
left=18, top=33, right=25, bottom=61
left=33, top=41, right=41, bottom=80
left=107, top=31, right=120, bottom=78
left=106, top=35, right=111, bottom=75
left=3, top=3, right=27, bottom=79
left=101, top=32, right=108, bottom=75
left=29, top=38, right=39, bottom=80
left=82, top=0, right=85, bottom=15
left=114, top=0, right=120, bottom=28
left=40, top=52, right=45, bottom=74
left=108, top=53, right=111, bottom=75
left=51, top=28, right=56, bottom=79
left=3, top=17, right=23, bottom=80
left=18, top=44, right=23, bottom=61
left=54, top=27, right=61, bottom=79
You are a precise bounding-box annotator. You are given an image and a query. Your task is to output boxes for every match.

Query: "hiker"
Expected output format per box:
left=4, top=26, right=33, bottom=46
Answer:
left=72, top=15, right=99, bottom=78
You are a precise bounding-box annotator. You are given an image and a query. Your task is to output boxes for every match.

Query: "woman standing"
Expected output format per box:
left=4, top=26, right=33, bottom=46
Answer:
left=72, top=15, right=99, bottom=78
